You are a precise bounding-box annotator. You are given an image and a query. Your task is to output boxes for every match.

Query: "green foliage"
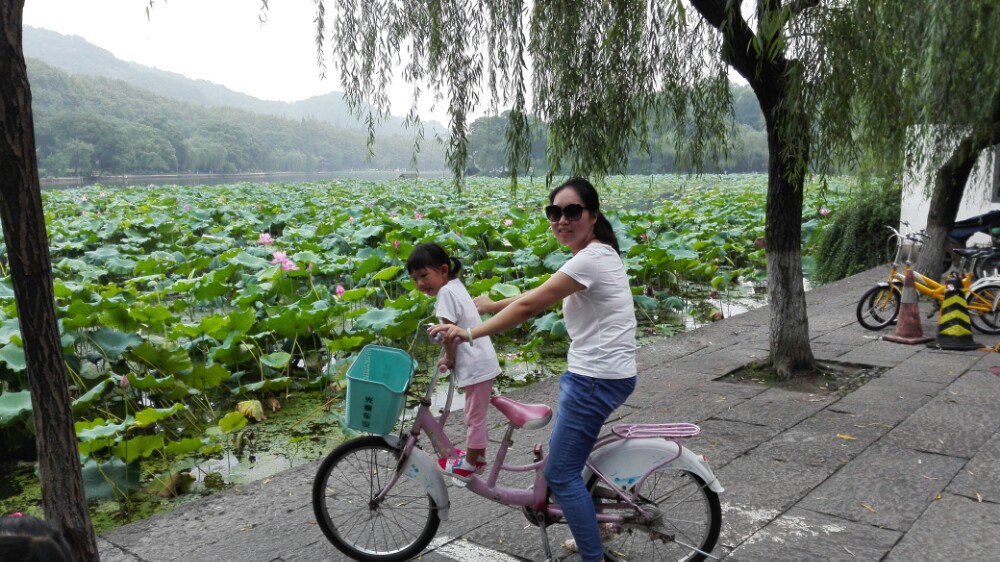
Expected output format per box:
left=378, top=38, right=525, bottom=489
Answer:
left=0, top=175, right=845, bottom=481
left=813, top=179, right=902, bottom=284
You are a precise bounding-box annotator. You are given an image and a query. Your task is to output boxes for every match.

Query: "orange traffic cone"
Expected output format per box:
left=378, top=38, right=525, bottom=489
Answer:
left=884, top=269, right=932, bottom=344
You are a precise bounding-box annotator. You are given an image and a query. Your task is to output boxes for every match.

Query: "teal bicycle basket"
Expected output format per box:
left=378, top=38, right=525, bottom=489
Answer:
left=345, top=345, right=415, bottom=435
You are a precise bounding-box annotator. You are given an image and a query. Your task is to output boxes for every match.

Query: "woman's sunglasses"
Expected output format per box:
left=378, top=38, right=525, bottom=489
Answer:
left=545, top=203, right=589, bottom=222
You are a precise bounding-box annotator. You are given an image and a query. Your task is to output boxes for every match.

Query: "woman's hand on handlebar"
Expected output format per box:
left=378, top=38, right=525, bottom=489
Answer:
left=427, top=323, right=473, bottom=346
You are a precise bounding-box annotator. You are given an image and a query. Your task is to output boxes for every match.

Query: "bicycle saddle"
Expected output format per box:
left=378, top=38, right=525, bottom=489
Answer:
left=491, top=396, right=552, bottom=429
left=953, top=248, right=993, bottom=257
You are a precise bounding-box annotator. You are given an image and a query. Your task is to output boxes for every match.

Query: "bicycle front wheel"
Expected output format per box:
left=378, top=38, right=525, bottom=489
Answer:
left=856, top=284, right=901, bottom=330
left=312, top=436, right=440, bottom=561
left=589, top=469, right=721, bottom=562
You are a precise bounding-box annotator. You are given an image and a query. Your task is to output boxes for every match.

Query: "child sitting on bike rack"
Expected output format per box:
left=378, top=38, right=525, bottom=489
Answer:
left=407, top=242, right=501, bottom=477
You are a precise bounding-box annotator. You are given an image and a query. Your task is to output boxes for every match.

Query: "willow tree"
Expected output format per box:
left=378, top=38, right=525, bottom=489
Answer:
left=313, top=0, right=872, bottom=377
left=816, top=1, right=1000, bottom=281
left=0, top=2, right=98, bottom=560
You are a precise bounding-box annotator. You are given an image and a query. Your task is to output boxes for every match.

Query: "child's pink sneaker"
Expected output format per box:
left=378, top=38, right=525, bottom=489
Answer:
left=438, top=454, right=478, bottom=477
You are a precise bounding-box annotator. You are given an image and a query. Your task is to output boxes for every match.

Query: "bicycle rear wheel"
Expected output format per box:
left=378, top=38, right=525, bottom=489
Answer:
left=856, top=284, right=901, bottom=330
left=589, top=469, right=721, bottom=562
left=968, top=283, right=1000, bottom=334
left=312, top=436, right=440, bottom=561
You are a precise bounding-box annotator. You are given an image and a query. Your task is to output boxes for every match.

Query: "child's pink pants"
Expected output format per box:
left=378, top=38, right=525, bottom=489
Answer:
left=463, top=378, right=493, bottom=449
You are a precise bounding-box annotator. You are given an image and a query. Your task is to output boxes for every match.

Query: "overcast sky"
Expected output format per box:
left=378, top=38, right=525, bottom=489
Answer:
left=23, top=0, right=454, bottom=123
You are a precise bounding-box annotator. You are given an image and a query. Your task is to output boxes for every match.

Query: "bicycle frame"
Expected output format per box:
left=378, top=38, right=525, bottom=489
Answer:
left=372, top=365, right=721, bottom=526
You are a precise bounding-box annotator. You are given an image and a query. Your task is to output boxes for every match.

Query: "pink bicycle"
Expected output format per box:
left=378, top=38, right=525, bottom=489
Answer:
left=312, top=344, right=723, bottom=561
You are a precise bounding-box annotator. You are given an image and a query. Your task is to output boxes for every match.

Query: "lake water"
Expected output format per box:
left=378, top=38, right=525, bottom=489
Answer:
left=40, top=170, right=450, bottom=190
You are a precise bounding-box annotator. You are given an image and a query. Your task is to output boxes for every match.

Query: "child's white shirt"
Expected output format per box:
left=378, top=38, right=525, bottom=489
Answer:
left=434, top=279, right=501, bottom=387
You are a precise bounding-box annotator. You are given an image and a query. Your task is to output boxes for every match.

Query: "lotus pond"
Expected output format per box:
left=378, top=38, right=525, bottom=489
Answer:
left=0, top=174, right=846, bottom=531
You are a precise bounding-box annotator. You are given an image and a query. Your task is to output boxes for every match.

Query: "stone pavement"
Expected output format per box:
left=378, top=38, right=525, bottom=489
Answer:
left=98, top=266, right=1000, bottom=561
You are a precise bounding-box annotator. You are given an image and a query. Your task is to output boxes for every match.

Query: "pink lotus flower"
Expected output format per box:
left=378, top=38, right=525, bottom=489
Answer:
left=414, top=212, right=423, bottom=219
left=393, top=240, right=400, bottom=250
left=335, top=284, right=346, bottom=297
left=271, top=251, right=288, bottom=264
left=281, top=259, right=300, bottom=271
left=257, top=232, right=275, bottom=245
left=80, top=195, right=88, bottom=202
left=183, top=204, right=191, bottom=211
left=503, top=219, right=514, bottom=226
left=99, top=191, right=107, bottom=197
left=641, top=233, right=648, bottom=241
left=819, top=207, right=830, bottom=217
left=119, top=375, right=129, bottom=389
left=389, top=210, right=398, bottom=217
left=348, top=216, right=355, bottom=223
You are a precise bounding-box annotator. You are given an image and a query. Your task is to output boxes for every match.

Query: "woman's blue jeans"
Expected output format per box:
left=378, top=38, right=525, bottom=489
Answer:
left=545, top=372, right=636, bottom=562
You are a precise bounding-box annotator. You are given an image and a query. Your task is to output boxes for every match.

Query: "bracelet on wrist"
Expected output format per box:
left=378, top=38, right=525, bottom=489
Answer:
left=466, top=327, right=474, bottom=342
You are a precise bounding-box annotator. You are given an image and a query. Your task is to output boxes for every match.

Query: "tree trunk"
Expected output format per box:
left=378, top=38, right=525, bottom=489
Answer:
left=916, top=130, right=1000, bottom=281
left=690, top=0, right=817, bottom=379
left=762, top=101, right=817, bottom=380
left=0, top=3, right=98, bottom=560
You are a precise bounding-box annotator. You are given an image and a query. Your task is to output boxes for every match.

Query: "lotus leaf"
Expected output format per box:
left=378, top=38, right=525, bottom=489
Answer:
left=112, top=433, right=165, bottom=463
left=490, top=283, right=521, bottom=299
left=236, top=377, right=291, bottom=393
left=0, top=390, right=32, bottom=426
left=71, top=379, right=113, bottom=414
left=236, top=399, right=265, bottom=422
left=260, top=352, right=291, bottom=369
left=218, top=411, right=247, bottom=433
left=133, top=403, right=187, bottom=428
left=164, top=437, right=206, bottom=455
left=82, top=458, right=140, bottom=501
left=182, top=362, right=231, bottom=390
left=86, top=328, right=143, bottom=360
left=0, top=342, right=26, bottom=372
left=129, top=342, right=193, bottom=376
left=355, top=307, right=402, bottom=332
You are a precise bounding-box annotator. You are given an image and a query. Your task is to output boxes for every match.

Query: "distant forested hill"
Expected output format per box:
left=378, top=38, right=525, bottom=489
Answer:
left=22, top=26, right=439, bottom=135
left=27, top=59, right=445, bottom=177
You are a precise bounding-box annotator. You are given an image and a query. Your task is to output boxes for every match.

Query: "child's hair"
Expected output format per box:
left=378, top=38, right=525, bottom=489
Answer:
left=406, top=243, right=462, bottom=279
left=0, top=514, right=74, bottom=561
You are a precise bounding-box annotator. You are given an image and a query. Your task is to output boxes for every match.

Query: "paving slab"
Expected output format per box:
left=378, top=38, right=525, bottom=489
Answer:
left=886, top=494, right=1000, bottom=561
left=835, top=339, right=924, bottom=367
left=727, top=507, right=901, bottom=561
left=711, top=386, right=834, bottom=431
left=947, top=431, right=1000, bottom=504
left=752, top=410, right=888, bottom=470
left=715, top=454, right=831, bottom=547
left=799, top=444, right=967, bottom=531
left=882, top=397, right=999, bottom=458
left=828, top=382, right=936, bottom=427
left=686, top=418, right=781, bottom=467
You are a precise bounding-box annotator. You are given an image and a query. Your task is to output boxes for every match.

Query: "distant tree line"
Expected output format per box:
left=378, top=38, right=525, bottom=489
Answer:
left=28, top=59, right=446, bottom=177
left=464, top=86, right=768, bottom=176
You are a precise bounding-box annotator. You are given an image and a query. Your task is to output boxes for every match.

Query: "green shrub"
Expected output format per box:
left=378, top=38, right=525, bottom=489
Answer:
left=813, top=178, right=901, bottom=283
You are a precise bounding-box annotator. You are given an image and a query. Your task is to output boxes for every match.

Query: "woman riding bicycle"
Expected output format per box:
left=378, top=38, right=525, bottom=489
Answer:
left=431, top=177, right=637, bottom=562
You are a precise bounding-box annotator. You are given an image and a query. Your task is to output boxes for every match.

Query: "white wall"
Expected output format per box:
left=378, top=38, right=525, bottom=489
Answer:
left=901, top=146, right=999, bottom=246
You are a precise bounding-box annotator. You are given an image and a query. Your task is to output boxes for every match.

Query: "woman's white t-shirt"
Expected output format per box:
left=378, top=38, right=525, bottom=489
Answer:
left=557, top=243, right=637, bottom=379
left=435, top=278, right=501, bottom=387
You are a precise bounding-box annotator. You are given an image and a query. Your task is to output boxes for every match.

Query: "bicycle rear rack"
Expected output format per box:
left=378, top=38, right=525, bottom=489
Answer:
left=611, top=423, right=701, bottom=439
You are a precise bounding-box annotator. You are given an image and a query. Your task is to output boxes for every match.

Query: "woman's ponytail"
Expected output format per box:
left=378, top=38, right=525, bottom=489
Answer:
left=593, top=213, right=621, bottom=255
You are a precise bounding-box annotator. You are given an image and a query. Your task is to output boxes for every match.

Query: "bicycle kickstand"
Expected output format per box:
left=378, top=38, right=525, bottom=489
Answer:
left=537, top=521, right=554, bottom=562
